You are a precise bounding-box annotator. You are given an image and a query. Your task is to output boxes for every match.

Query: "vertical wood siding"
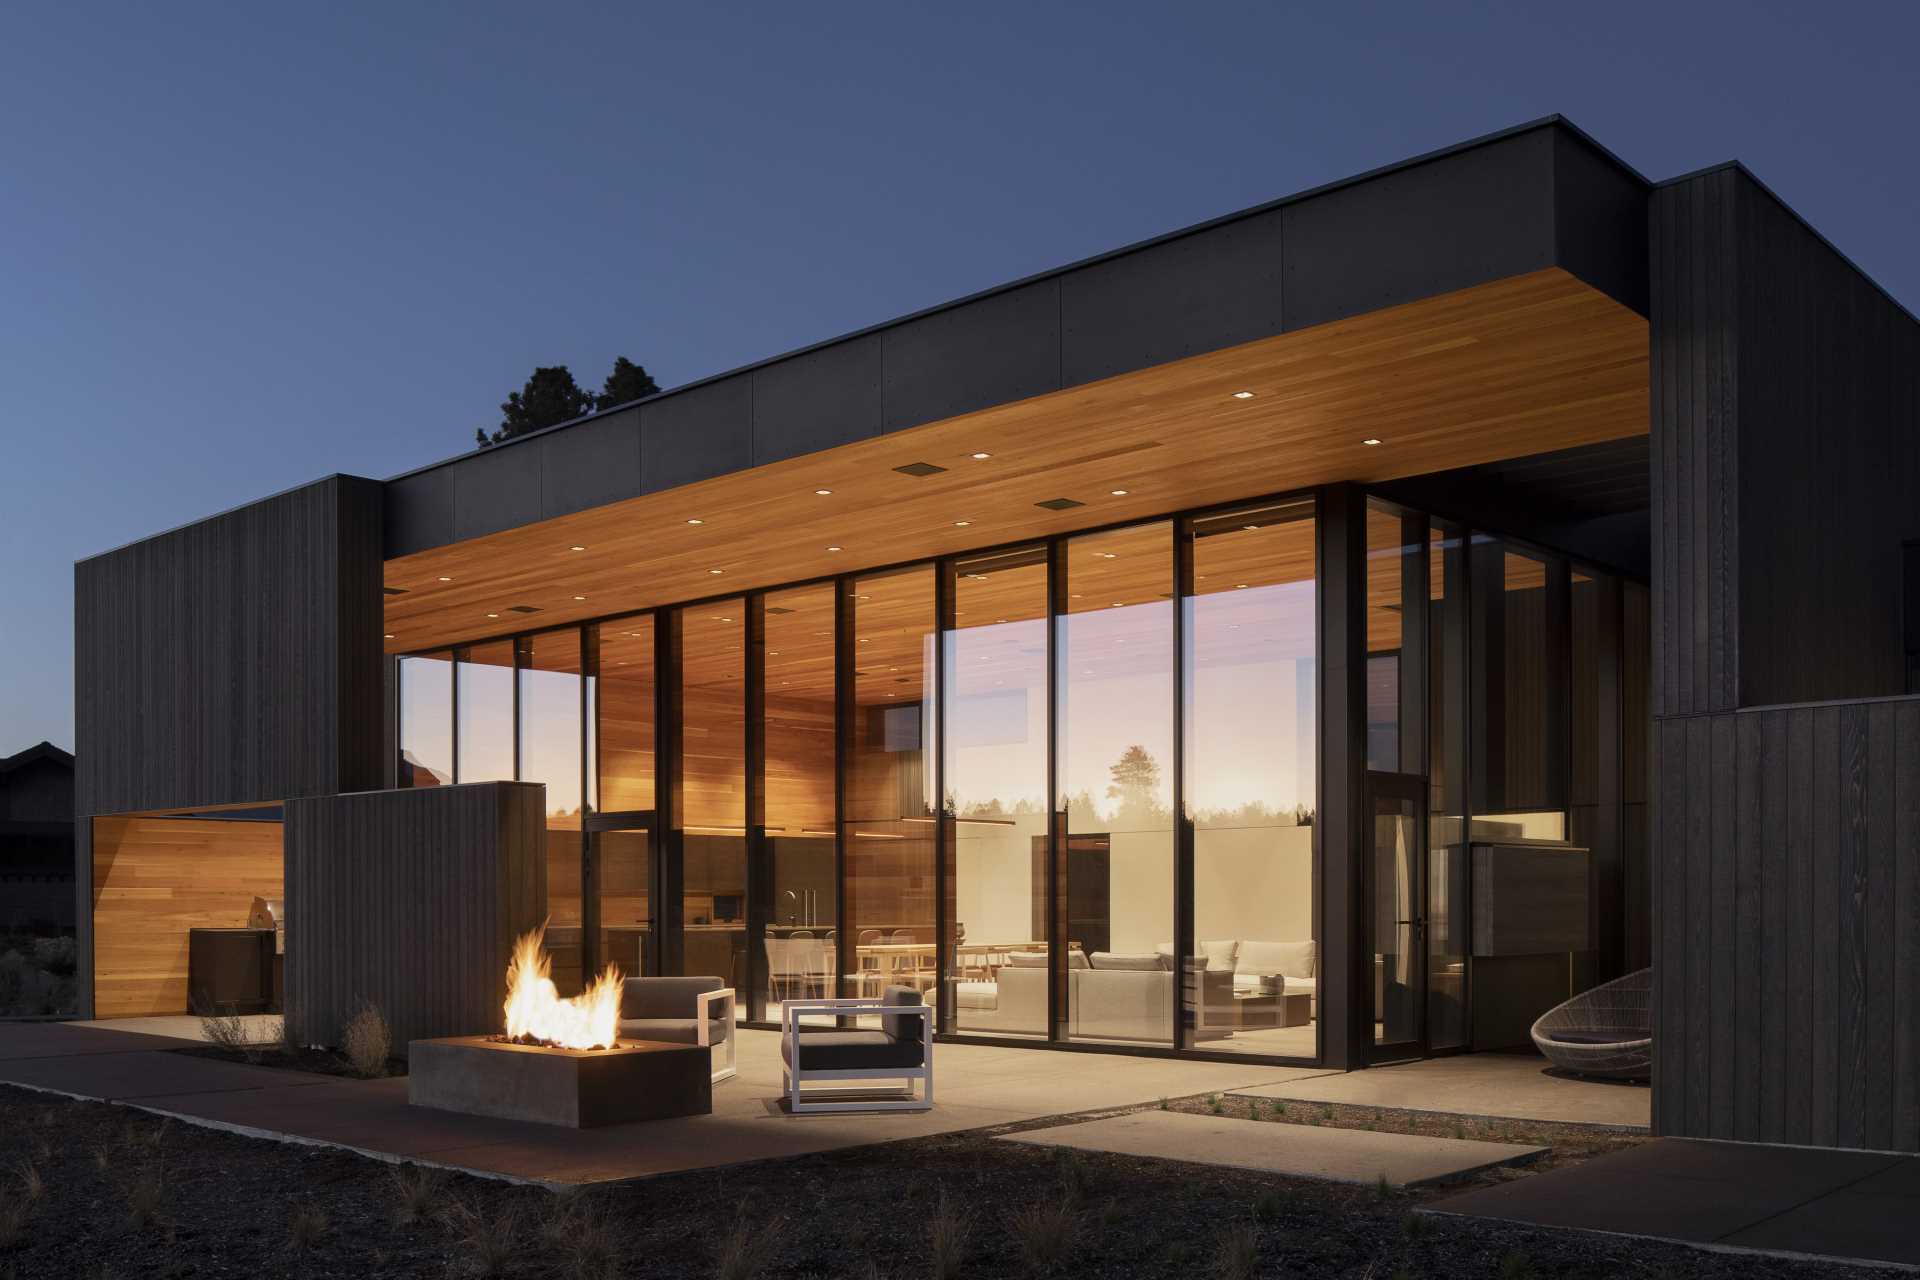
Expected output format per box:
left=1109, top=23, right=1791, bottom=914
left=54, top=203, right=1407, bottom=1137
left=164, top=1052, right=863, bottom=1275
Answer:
left=283, top=782, right=546, bottom=1054
left=1653, top=699, right=1920, bottom=1152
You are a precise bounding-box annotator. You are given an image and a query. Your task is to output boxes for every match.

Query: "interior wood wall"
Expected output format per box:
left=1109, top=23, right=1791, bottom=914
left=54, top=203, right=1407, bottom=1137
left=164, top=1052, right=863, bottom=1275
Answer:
left=91, top=815, right=284, bottom=1017
left=1654, top=700, right=1920, bottom=1152
left=284, top=782, right=545, bottom=1053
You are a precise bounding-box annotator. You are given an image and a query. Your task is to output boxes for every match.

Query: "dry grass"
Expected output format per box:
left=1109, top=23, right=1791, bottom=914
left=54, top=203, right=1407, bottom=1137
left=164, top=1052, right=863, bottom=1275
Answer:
left=387, top=1163, right=444, bottom=1227
left=124, top=1166, right=165, bottom=1231
left=197, top=1009, right=257, bottom=1058
left=1009, top=1194, right=1078, bottom=1273
left=442, top=1198, right=520, bottom=1277
left=0, top=1189, right=30, bottom=1249
left=1212, top=1219, right=1259, bottom=1280
left=713, top=1205, right=782, bottom=1280
left=341, top=1002, right=392, bottom=1078
left=12, top=1161, right=43, bottom=1205
left=540, top=1194, right=619, bottom=1280
left=929, top=1184, right=974, bottom=1280
left=286, top=1199, right=330, bottom=1251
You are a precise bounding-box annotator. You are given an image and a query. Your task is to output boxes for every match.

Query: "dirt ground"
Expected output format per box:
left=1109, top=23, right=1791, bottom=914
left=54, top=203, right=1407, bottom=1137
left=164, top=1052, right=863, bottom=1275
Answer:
left=0, top=1082, right=1877, bottom=1279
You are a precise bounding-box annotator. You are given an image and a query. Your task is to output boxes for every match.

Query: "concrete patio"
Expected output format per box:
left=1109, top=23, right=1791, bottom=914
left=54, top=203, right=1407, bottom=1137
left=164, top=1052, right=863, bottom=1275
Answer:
left=1231, top=1051, right=1651, bottom=1129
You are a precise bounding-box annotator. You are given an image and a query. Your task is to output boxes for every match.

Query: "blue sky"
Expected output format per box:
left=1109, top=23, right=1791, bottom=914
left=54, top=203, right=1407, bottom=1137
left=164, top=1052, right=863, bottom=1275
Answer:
left=3, top=1, right=1915, bottom=752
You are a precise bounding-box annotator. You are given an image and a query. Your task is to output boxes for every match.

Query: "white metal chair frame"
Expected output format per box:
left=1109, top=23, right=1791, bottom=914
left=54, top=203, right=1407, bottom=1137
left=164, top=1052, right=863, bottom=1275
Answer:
left=780, top=997, right=934, bottom=1114
left=695, top=987, right=738, bottom=1084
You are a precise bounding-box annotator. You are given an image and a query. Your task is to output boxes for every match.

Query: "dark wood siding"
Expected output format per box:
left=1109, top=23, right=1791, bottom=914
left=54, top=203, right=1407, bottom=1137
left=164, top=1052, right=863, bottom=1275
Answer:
left=1652, top=698, right=1920, bottom=1153
left=283, top=782, right=546, bottom=1054
left=1651, top=167, right=1920, bottom=717
left=74, top=474, right=386, bottom=816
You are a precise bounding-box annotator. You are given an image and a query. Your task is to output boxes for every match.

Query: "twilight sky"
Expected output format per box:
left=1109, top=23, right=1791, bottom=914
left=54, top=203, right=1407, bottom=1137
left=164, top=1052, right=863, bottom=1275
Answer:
left=2, top=1, right=1916, bottom=752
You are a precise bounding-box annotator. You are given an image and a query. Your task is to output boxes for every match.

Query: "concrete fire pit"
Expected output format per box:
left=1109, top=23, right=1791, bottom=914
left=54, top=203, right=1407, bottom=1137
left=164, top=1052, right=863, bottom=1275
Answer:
left=408, top=1037, right=712, bottom=1128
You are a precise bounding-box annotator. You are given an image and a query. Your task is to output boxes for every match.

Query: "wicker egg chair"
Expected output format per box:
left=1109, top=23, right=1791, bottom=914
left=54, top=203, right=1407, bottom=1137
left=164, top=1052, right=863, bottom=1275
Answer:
left=1529, top=967, right=1652, bottom=1080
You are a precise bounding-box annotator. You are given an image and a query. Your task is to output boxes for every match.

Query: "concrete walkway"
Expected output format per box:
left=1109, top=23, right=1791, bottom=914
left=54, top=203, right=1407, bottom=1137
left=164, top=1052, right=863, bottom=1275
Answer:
left=1002, top=1110, right=1546, bottom=1187
left=1431, top=1137, right=1920, bottom=1268
left=0, top=1021, right=1320, bottom=1186
left=1231, top=1052, right=1650, bottom=1130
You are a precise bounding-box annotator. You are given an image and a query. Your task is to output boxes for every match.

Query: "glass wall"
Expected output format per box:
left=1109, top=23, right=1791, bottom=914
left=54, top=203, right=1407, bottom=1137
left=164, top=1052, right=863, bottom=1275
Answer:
left=946, top=548, right=1051, bottom=1038
left=1058, top=523, right=1174, bottom=1043
left=1426, top=523, right=1470, bottom=1051
left=1471, top=541, right=1567, bottom=840
left=846, top=567, right=937, bottom=1009
left=397, top=653, right=453, bottom=786
left=457, top=641, right=516, bottom=783
left=679, top=602, right=747, bottom=999
left=593, top=619, right=654, bottom=977
left=520, top=629, right=584, bottom=990
left=761, top=584, right=838, bottom=1015
left=1365, top=505, right=1418, bottom=773
left=1184, top=500, right=1318, bottom=1057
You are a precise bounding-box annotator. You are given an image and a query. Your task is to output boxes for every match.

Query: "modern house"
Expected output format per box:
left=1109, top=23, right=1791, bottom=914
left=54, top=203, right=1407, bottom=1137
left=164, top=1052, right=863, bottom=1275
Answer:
left=73, top=117, right=1920, bottom=1154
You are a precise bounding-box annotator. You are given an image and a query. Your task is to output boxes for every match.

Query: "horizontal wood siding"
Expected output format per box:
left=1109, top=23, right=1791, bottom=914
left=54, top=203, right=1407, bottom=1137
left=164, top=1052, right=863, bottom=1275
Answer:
left=283, top=782, right=546, bottom=1054
left=1653, top=699, right=1920, bottom=1152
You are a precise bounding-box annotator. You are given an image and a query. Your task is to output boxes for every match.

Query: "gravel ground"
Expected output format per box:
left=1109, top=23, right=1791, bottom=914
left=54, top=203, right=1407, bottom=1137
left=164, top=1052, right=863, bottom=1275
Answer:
left=0, top=1083, right=1879, bottom=1279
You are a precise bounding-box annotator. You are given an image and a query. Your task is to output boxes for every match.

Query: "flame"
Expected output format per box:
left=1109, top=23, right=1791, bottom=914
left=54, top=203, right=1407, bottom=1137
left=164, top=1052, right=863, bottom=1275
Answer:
left=502, top=924, right=624, bottom=1050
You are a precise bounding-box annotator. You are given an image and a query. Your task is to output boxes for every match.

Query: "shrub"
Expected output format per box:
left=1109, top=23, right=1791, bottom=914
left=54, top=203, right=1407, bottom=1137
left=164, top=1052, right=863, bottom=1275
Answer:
left=1009, top=1196, right=1077, bottom=1273
left=1212, top=1220, right=1258, bottom=1280
left=388, top=1163, right=444, bottom=1227
left=714, top=1205, right=781, bottom=1280
left=125, top=1167, right=165, bottom=1230
left=33, top=936, right=77, bottom=977
left=342, top=1002, right=392, bottom=1078
left=928, top=1185, right=973, bottom=1280
left=443, top=1199, right=520, bottom=1278
left=287, top=1200, right=329, bottom=1250
left=0, top=1190, right=30, bottom=1249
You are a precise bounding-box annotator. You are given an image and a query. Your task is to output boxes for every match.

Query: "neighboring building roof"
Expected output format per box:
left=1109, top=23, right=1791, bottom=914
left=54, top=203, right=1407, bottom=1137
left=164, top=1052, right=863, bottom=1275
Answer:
left=0, top=742, right=72, bottom=775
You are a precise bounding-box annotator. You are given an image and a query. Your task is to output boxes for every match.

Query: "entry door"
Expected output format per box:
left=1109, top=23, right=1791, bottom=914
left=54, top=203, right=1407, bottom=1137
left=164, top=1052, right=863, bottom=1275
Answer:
left=586, top=813, right=654, bottom=980
left=1367, top=772, right=1428, bottom=1060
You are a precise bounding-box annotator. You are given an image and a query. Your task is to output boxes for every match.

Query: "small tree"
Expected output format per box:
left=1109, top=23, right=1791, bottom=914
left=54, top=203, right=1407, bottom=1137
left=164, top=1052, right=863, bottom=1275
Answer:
left=476, top=366, right=595, bottom=447
left=595, top=356, right=660, bottom=410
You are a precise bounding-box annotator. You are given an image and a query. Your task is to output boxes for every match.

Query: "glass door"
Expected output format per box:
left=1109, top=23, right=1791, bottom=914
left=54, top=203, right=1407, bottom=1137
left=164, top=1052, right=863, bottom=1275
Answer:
left=588, top=816, right=653, bottom=978
left=1368, top=771, right=1427, bottom=1060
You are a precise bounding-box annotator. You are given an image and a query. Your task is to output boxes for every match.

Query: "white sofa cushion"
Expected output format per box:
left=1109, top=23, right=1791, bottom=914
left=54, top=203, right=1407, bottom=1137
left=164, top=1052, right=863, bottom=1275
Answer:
left=1090, top=952, right=1161, bottom=971
left=1005, top=950, right=1046, bottom=967
left=1237, top=938, right=1316, bottom=980
left=1154, top=940, right=1239, bottom=971
left=954, top=980, right=998, bottom=1010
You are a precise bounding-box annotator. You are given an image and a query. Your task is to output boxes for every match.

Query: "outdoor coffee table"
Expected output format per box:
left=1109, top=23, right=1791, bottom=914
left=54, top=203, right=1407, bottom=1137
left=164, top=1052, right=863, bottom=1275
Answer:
left=1233, top=990, right=1312, bottom=1029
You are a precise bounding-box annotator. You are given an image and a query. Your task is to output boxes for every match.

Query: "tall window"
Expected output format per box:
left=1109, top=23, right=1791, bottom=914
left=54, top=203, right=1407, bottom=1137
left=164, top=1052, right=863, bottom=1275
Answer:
left=945, top=547, right=1050, bottom=1038
left=456, top=640, right=515, bottom=783
left=846, top=568, right=937, bottom=1012
left=1184, top=500, right=1317, bottom=1057
left=1058, top=523, right=1173, bottom=1043
left=1365, top=504, right=1422, bottom=774
left=520, top=629, right=584, bottom=989
left=592, top=619, right=654, bottom=977
left=679, top=602, right=747, bottom=998
left=761, top=584, right=838, bottom=1015
left=397, top=653, right=453, bottom=786
left=1471, top=541, right=1566, bottom=839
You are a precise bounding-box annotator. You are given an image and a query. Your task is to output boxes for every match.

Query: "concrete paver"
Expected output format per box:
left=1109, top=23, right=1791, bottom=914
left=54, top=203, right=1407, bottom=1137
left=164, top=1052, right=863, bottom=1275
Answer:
left=1231, top=1052, right=1649, bottom=1129
left=1431, top=1138, right=1920, bottom=1268
left=1000, top=1110, right=1546, bottom=1186
left=0, top=1048, right=335, bottom=1100
left=0, top=1022, right=203, bottom=1059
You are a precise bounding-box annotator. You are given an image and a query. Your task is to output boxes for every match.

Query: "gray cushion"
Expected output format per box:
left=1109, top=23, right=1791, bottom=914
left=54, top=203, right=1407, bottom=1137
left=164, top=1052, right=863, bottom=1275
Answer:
left=880, top=985, right=925, bottom=1045
left=782, top=1030, right=924, bottom=1071
left=621, top=975, right=726, bottom=1020
left=617, top=1017, right=726, bottom=1046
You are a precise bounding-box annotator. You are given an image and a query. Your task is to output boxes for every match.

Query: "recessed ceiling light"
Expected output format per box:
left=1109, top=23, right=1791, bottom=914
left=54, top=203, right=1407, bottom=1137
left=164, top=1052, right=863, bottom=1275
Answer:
left=569, top=545, right=586, bottom=552
left=438, top=575, right=453, bottom=582
left=1362, top=437, right=1383, bottom=446
left=627, top=632, right=639, bottom=637
left=954, top=520, right=971, bottom=527
left=486, top=612, right=500, bottom=618
left=1111, top=602, right=1125, bottom=608
left=1110, top=489, right=1129, bottom=496
left=686, top=518, right=704, bottom=525
left=383, top=633, right=395, bottom=640
left=970, top=452, right=991, bottom=460
left=573, top=595, right=586, bottom=601
left=1234, top=583, right=1248, bottom=590
left=826, top=545, right=843, bottom=552
left=1071, top=593, right=1084, bottom=599
left=1232, top=390, right=1255, bottom=400
left=709, top=568, right=724, bottom=575
left=1244, top=524, right=1261, bottom=531
left=859, top=638, right=870, bottom=644
left=1101, top=553, right=1117, bottom=560
left=814, top=488, right=833, bottom=496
